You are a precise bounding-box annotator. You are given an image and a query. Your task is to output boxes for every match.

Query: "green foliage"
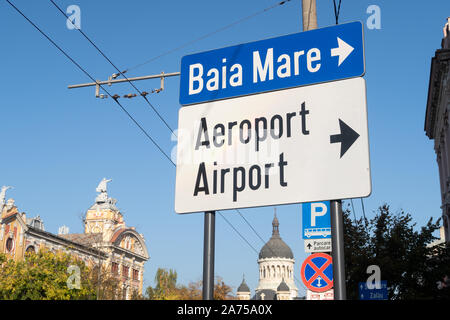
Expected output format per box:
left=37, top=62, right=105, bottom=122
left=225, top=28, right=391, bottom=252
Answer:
left=88, top=264, right=122, bottom=300
left=145, top=268, right=235, bottom=300
left=146, top=268, right=179, bottom=300
left=0, top=249, right=96, bottom=300
left=344, top=203, right=450, bottom=299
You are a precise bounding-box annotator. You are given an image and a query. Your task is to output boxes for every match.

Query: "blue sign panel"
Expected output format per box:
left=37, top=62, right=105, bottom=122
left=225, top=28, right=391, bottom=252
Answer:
left=180, top=21, right=365, bottom=105
left=359, top=281, right=388, bottom=300
left=302, top=201, right=331, bottom=239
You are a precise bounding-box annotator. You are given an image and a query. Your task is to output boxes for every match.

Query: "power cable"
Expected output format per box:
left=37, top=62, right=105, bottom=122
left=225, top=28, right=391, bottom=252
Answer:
left=6, top=0, right=268, bottom=276
left=10, top=0, right=308, bottom=294
left=217, top=211, right=259, bottom=255
left=5, top=0, right=175, bottom=166
left=49, top=0, right=176, bottom=136
left=58, top=0, right=307, bottom=291
left=350, top=198, right=357, bottom=223
left=333, top=0, right=343, bottom=25
left=222, top=210, right=310, bottom=292
left=234, top=208, right=308, bottom=291
left=360, top=197, right=367, bottom=221
left=123, top=0, right=295, bottom=74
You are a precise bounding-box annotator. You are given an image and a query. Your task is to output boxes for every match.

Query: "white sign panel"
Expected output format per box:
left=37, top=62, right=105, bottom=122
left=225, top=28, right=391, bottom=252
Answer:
left=175, top=77, right=370, bottom=214
left=304, top=239, right=332, bottom=253
left=306, top=289, right=334, bottom=300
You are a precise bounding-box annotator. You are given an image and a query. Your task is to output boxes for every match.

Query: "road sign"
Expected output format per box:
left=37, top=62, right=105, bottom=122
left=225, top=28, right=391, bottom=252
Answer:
left=175, top=77, right=371, bottom=214
left=301, top=253, right=333, bottom=293
left=302, top=201, right=331, bottom=239
left=179, top=21, right=365, bottom=105
left=306, top=289, right=334, bottom=300
left=359, top=281, right=388, bottom=300
left=304, top=239, right=332, bottom=253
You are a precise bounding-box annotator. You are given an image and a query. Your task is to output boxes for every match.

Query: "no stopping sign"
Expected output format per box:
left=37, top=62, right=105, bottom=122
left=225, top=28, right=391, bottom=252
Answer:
left=301, top=252, right=333, bottom=292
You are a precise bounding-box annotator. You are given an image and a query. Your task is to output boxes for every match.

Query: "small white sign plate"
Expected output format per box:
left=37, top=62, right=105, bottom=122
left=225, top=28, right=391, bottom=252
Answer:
left=306, top=289, right=334, bottom=300
left=304, top=238, right=332, bottom=253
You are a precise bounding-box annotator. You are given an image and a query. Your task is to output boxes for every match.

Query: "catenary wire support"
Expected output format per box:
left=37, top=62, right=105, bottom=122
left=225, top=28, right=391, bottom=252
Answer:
left=6, top=1, right=281, bottom=297
left=68, top=71, right=180, bottom=99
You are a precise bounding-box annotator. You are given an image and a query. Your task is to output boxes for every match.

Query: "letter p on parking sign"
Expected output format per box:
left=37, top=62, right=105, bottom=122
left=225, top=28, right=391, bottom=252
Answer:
left=302, top=201, right=331, bottom=239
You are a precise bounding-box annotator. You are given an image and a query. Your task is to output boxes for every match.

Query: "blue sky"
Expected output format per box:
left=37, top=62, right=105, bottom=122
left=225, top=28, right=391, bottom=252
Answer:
left=1, top=0, right=449, bottom=297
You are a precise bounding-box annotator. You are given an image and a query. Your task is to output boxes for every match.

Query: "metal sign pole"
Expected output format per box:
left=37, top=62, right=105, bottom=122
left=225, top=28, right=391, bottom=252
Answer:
left=202, top=211, right=216, bottom=300
left=330, top=200, right=347, bottom=300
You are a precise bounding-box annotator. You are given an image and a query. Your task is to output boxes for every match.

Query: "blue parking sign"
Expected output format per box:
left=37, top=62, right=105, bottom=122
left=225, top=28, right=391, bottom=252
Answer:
left=302, top=201, right=331, bottom=239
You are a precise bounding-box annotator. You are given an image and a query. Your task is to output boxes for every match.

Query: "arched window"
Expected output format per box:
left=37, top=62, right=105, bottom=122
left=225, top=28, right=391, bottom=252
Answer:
left=5, top=238, right=14, bottom=252
left=26, top=245, right=36, bottom=254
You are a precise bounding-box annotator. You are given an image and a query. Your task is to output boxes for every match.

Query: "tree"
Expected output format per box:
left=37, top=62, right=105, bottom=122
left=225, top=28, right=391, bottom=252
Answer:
left=146, top=268, right=179, bottom=300
left=88, top=263, right=121, bottom=300
left=174, top=278, right=235, bottom=300
left=343, top=203, right=450, bottom=299
left=213, top=277, right=235, bottom=300
left=130, top=289, right=146, bottom=300
left=0, top=249, right=96, bottom=300
left=145, top=268, right=235, bottom=300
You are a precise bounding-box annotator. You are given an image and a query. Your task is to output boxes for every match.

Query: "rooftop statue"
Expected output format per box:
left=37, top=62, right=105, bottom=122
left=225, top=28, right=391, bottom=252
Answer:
left=95, top=178, right=112, bottom=203
left=96, top=178, right=112, bottom=194
left=0, top=186, right=12, bottom=207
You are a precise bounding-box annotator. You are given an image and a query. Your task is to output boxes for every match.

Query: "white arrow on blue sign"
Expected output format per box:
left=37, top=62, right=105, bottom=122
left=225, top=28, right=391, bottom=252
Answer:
left=179, top=21, right=365, bottom=105
left=359, top=281, right=388, bottom=300
left=302, top=201, right=331, bottom=239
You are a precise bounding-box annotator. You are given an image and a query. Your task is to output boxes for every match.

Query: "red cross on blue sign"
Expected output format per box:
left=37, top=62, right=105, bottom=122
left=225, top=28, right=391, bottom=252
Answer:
left=301, top=253, right=333, bottom=292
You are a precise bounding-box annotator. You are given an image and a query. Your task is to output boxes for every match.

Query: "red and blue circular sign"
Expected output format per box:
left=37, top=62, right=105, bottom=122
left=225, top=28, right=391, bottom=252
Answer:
left=301, top=252, right=333, bottom=292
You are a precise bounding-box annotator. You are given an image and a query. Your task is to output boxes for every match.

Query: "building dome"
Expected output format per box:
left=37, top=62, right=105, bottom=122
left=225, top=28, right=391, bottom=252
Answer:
left=258, top=214, right=293, bottom=260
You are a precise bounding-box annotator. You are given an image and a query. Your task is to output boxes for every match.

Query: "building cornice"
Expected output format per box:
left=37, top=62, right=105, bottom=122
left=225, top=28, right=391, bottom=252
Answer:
left=26, top=227, right=106, bottom=259
left=425, top=49, right=450, bottom=139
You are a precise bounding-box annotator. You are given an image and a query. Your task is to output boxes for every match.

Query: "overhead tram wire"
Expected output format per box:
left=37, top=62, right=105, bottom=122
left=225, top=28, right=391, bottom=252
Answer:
left=333, top=0, right=343, bottom=25
left=220, top=209, right=308, bottom=291
left=9, top=0, right=308, bottom=289
left=122, top=0, right=295, bottom=75
left=49, top=0, right=176, bottom=136
left=350, top=198, right=357, bottom=223
left=217, top=212, right=259, bottom=255
left=4, top=0, right=175, bottom=166
left=6, top=0, right=272, bottom=269
left=234, top=208, right=307, bottom=291
left=360, top=197, right=367, bottom=221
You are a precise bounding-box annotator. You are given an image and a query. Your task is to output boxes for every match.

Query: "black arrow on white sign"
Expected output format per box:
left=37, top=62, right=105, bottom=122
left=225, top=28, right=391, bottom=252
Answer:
left=330, top=119, right=360, bottom=158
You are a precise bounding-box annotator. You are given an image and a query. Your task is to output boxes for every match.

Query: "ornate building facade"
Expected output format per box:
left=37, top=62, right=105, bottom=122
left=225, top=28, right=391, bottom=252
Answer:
left=425, top=18, right=450, bottom=242
left=0, top=179, right=149, bottom=299
left=237, top=213, right=298, bottom=300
